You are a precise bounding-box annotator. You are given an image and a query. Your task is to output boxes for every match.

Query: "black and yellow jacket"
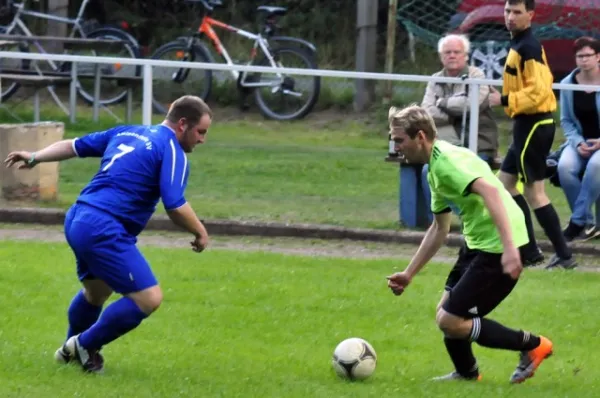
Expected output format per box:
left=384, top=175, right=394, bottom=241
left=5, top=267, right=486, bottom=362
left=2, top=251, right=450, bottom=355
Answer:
left=500, top=27, right=557, bottom=118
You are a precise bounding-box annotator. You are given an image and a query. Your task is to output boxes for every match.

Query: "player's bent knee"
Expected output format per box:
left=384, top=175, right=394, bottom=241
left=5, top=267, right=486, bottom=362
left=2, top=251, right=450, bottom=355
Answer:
left=436, top=309, right=469, bottom=339
left=127, top=285, right=163, bottom=315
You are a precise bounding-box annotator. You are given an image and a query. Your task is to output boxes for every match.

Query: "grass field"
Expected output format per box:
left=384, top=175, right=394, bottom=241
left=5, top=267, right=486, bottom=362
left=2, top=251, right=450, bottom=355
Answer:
left=1, top=104, right=584, bottom=238
left=1, top=240, right=600, bottom=397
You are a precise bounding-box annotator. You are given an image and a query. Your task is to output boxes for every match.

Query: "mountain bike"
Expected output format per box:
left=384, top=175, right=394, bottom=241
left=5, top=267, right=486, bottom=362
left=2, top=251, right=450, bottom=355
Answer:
left=0, top=0, right=141, bottom=105
left=151, top=0, right=320, bottom=121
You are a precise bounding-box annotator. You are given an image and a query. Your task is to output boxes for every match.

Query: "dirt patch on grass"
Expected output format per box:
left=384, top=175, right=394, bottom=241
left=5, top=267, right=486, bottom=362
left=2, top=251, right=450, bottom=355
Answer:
left=0, top=227, right=451, bottom=260
left=2, top=226, right=600, bottom=273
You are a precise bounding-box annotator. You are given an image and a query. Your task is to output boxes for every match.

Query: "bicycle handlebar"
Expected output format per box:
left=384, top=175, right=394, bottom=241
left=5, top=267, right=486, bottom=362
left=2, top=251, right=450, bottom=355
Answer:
left=196, top=0, right=223, bottom=12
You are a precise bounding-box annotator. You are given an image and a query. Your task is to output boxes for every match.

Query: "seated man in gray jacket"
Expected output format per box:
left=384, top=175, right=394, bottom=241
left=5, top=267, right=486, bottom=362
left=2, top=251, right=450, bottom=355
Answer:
left=420, top=34, right=499, bottom=215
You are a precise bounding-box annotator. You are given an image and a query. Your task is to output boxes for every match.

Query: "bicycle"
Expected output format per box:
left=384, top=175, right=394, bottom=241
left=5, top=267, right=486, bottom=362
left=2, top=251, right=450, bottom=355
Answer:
left=0, top=0, right=141, bottom=106
left=150, top=0, right=321, bottom=121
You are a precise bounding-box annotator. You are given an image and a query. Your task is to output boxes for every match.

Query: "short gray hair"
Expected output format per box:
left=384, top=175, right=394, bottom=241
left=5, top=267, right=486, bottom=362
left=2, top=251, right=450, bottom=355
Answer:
left=437, top=34, right=471, bottom=55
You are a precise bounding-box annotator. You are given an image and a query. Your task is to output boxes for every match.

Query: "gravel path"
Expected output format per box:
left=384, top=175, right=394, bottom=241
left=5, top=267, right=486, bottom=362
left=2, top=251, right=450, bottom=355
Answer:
left=2, top=226, right=599, bottom=272
left=0, top=227, right=455, bottom=261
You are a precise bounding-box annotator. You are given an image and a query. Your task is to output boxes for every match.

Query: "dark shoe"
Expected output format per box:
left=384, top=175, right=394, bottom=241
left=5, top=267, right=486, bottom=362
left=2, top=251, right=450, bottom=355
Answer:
left=522, top=247, right=544, bottom=267
left=563, top=221, right=585, bottom=242
left=576, top=225, right=600, bottom=242
left=544, top=254, right=578, bottom=270
left=55, top=340, right=104, bottom=368
left=63, top=335, right=104, bottom=374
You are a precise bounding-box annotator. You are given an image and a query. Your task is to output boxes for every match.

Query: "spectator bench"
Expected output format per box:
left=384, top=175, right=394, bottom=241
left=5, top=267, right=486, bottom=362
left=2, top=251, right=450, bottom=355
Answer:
left=0, top=69, right=142, bottom=123
left=0, top=34, right=142, bottom=123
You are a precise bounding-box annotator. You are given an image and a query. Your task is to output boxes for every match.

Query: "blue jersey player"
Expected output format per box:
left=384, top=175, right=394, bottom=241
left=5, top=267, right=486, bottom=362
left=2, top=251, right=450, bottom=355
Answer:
left=4, top=95, right=212, bottom=373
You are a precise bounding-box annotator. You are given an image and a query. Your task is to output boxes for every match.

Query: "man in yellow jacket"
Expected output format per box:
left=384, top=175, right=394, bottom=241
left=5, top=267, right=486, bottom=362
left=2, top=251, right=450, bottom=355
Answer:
left=488, top=0, right=576, bottom=270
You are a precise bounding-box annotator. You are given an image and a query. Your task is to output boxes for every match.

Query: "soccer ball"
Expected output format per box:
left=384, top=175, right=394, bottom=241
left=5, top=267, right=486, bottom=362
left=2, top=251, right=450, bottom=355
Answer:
left=332, top=337, right=377, bottom=381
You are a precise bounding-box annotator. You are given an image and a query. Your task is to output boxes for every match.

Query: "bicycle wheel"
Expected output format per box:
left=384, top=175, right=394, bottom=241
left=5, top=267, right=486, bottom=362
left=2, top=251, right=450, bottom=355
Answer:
left=252, top=46, right=320, bottom=121
left=72, top=30, right=141, bottom=106
left=151, top=39, right=214, bottom=115
left=0, top=29, right=30, bottom=102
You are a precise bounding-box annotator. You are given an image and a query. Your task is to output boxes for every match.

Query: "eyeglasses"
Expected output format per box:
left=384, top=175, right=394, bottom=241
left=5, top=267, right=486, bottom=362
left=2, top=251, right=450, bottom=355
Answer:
left=576, top=53, right=597, bottom=59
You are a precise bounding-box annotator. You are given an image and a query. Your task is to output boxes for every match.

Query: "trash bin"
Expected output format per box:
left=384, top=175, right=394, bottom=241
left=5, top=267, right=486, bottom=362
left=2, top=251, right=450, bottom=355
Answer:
left=399, top=162, right=431, bottom=229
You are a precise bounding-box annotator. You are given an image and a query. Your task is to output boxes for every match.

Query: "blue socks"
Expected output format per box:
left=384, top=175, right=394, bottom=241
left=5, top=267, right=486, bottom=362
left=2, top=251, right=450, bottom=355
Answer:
left=78, top=297, right=148, bottom=351
left=67, top=290, right=103, bottom=339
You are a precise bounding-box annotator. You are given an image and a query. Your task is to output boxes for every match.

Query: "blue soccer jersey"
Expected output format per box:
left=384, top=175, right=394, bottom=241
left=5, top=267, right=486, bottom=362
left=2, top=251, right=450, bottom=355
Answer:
left=72, top=124, right=189, bottom=236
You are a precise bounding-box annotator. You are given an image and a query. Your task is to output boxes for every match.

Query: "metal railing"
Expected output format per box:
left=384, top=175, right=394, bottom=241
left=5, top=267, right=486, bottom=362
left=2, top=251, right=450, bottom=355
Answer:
left=1, top=50, right=599, bottom=154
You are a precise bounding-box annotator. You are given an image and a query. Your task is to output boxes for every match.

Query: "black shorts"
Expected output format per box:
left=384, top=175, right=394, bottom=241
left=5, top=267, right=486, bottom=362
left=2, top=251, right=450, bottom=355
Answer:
left=442, top=245, right=518, bottom=319
left=500, top=113, right=555, bottom=183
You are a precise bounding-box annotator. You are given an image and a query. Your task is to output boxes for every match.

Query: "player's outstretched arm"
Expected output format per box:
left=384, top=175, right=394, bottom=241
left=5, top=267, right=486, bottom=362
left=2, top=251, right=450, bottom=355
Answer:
left=404, top=211, right=451, bottom=278
left=470, top=178, right=522, bottom=279
left=4, top=139, right=77, bottom=169
left=387, top=211, right=451, bottom=295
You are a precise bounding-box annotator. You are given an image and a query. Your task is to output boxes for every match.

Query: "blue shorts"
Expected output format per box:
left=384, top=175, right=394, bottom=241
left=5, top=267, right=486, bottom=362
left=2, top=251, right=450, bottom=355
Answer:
left=64, top=203, right=158, bottom=294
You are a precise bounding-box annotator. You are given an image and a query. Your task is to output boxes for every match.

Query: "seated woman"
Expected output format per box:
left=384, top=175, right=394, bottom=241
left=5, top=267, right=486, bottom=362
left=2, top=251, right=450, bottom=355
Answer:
left=558, top=36, right=600, bottom=241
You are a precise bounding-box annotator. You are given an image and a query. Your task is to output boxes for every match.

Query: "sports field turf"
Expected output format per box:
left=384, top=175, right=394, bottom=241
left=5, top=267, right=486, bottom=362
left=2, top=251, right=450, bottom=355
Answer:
left=1, top=240, right=599, bottom=397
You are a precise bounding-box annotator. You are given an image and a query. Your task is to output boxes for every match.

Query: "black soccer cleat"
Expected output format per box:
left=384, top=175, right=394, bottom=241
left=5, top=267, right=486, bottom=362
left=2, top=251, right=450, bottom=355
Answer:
left=62, top=335, right=104, bottom=374
left=55, top=340, right=105, bottom=368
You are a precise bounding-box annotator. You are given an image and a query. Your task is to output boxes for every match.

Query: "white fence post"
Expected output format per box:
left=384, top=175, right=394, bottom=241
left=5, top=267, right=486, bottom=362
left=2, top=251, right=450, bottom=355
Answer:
left=467, top=82, right=480, bottom=154
left=142, top=64, right=153, bottom=126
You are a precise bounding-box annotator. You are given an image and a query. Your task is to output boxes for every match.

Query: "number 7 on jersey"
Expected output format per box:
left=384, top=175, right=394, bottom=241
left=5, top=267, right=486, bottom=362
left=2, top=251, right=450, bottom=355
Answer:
left=103, top=143, right=135, bottom=171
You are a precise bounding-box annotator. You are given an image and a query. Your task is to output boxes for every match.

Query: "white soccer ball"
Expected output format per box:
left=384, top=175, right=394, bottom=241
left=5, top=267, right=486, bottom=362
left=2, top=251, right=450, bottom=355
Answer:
left=332, top=337, right=377, bottom=381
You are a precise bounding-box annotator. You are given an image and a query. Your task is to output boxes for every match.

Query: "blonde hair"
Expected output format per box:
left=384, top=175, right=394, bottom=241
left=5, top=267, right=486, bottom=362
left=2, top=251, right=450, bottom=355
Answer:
left=388, top=104, right=437, bottom=140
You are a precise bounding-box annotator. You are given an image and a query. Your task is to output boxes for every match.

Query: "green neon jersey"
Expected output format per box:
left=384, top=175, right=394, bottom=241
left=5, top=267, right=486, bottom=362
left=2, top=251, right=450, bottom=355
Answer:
left=427, top=140, right=529, bottom=253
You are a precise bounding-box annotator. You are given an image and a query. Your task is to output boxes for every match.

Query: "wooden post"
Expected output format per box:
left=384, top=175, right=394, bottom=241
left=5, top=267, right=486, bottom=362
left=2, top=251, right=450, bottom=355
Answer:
left=383, top=0, right=398, bottom=105
left=46, top=0, right=69, bottom=53
left=0, top=122, right=65, bottom=202
left=354, top=0, right=378, bottom=112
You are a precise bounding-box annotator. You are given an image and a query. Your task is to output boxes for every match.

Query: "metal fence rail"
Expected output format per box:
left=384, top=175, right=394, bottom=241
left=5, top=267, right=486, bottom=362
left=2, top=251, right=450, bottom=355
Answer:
left=1, top=50, right=599, bottom=153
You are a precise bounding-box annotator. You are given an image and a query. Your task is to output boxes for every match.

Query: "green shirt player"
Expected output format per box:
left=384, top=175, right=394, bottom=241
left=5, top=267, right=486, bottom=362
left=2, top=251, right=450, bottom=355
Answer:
left=385, top=104, right=553, bottom=384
